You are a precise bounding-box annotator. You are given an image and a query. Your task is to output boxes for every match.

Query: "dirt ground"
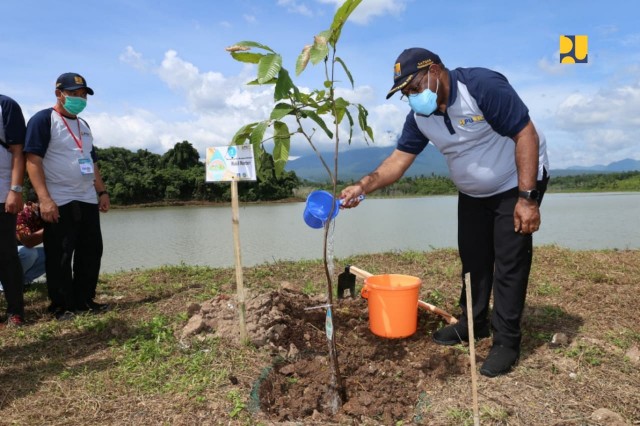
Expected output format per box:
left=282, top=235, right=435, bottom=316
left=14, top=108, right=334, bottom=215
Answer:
left=185, top=257, right=640, bottom=426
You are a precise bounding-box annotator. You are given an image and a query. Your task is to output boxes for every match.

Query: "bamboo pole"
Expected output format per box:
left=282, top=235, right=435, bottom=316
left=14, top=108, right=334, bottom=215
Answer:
left=231, top=178, right=247, bottom=343
left=464, top=272, right=480, bottom=426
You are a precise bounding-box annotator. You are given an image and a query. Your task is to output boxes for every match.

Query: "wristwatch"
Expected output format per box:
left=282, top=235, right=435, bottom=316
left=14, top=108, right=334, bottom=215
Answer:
left=97, top=190, right=109, bottom=198
left=10, top=184, right=23, bottom=193
left=518, top=188, right=539, bottom=201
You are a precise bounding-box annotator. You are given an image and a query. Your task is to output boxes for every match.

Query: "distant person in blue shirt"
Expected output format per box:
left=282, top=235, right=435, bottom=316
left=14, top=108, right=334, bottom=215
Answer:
left=341, top=48, right=550, bottom=377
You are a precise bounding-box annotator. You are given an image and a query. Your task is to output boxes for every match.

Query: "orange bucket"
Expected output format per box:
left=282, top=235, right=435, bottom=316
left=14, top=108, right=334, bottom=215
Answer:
left=360, top=274, right=421, bottom=338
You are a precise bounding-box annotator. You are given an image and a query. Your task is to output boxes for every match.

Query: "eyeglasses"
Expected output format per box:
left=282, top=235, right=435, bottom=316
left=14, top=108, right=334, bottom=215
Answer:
left=399, top=70, right=428, bottom=102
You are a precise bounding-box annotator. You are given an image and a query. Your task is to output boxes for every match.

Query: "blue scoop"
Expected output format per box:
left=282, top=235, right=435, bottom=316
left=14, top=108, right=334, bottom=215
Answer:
left=303, top=190, right=365, bottom=229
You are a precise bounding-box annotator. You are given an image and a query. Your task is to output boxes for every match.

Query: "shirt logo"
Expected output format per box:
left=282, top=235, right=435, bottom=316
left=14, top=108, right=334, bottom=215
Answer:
left=560, top=35, right=588, bottom=63
left=459, top=115, right=485, bottom=127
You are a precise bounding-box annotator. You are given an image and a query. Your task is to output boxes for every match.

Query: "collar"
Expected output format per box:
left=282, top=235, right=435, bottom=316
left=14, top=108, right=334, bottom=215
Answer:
left=447, top=69, right=458, bottom=107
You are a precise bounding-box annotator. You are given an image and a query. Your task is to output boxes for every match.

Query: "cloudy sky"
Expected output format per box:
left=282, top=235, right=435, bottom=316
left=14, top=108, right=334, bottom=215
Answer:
left=1, top=0, right=638, bottom=169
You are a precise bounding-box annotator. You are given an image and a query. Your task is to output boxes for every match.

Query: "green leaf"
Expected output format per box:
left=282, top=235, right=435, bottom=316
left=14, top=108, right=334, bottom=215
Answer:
left=329, top=0, right=362, bottom=46
left=272, top=121, right=291, bottom=178
left=257, top=54, right=282, bottom=84
left=246, top=78, right=276, bottom=86
left=344, top=109, right=354, bottom=144
left=365, top=125, right=374, bottom=142
left=231, top=123, right=257, bottom=145
left=335, top=56, right=354, bottom=88
left=303, top=110, right=333, bottom=139
left=270, top=103, right=294, bottom=120
left=232, top=40, right=275, bottom=53
left=333, top=97, right=350, bottom=124
left=357, top=104, right=374, bottom=142
left=296, top=45, right=312, bottom=76
left=250, top=121, right=268, bottom=146
left=310, top=30, right=330, bottom=65
left=274, top=68, right=295, bottom=101
left=230, top=52, right=263, bottom=64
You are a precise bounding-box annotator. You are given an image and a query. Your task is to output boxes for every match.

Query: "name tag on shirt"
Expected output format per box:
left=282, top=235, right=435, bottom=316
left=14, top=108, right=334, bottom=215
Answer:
left=78, top=158, right=94, bottom=175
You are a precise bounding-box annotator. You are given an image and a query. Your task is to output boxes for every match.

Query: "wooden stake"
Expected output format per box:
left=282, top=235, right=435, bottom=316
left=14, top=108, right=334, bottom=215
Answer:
left=464, top=272, right=480, bottom=426
left=231, top=178, right=247, bottom=343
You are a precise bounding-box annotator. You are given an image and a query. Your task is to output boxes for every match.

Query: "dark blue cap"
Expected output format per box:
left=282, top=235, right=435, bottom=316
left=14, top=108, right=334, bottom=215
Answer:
left=56, top=73, right=94, bottom=95
left=387, top=48, right=441, bottom=99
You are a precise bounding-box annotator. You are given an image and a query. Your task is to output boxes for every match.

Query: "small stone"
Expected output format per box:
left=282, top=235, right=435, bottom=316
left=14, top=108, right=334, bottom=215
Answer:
left=181, top=314, right=206, bottom=338
left=550, top=332, right=569, bottom=347
left=591, top=408, right=627, bottom=425
left=625, top=345, right=640, bottom=365
left=280, top=281, right=296, bottom=290
left=279, top=364, right=297, bottom=375
left=569, top=372, right=577, bottom=380
left=288, top=343, right=300, bottom=358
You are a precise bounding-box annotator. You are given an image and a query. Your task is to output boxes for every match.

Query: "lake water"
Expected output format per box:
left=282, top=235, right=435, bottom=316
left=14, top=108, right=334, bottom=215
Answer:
left=99, top=192, right=640, bottom=273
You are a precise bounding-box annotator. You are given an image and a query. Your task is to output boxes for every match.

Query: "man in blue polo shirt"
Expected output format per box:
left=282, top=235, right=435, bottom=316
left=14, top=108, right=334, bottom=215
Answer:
left=24, top=73, right=110, bottom=320
left=0, top=94, right=27, bottom=326
left=341, top=48, right=550, bottom=377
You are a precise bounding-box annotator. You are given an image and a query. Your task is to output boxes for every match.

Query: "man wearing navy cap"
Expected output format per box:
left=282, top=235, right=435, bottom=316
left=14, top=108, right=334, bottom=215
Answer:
left=24, top=73, right=110, bottom=320
left=341, top=48, right=550, bottom=377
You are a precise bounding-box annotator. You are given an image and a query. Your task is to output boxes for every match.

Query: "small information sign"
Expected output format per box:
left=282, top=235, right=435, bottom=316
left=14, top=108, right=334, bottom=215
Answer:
left=205, top=145, right=256, bottom=182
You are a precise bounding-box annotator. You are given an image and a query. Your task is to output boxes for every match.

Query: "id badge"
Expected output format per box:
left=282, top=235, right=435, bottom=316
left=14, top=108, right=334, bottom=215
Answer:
left=79, top=158, right=94, bottom=175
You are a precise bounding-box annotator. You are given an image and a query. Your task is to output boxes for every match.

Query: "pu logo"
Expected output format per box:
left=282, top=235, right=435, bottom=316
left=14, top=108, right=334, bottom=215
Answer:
left=560, top=35, right=588, bottom=63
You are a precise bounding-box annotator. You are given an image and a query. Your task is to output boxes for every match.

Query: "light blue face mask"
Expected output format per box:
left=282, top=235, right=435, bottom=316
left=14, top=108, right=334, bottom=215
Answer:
left=62, top=94, right=87, bottom=115
left=408, top=73, right=439, bottom=116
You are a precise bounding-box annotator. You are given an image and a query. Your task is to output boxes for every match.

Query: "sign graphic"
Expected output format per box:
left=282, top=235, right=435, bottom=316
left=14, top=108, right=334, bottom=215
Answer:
left=560, top=35, right=588, bottom=63
left=205, top=145, right=256, bottom=182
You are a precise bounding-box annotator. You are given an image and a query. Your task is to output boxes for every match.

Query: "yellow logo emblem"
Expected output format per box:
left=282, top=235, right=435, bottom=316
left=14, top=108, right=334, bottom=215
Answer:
left=560, top=35, right=588, bottom=63
left=74, top=76, right=84, bottom=85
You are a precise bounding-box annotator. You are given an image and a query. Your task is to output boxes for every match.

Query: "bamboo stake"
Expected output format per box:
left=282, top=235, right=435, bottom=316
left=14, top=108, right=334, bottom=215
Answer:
left=464, top=272, right=480, bottom=426
left=231, top=178, right=247, bottom=343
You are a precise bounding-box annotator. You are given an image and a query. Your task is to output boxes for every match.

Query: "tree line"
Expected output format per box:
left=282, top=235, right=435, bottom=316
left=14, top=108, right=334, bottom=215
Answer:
left=96, top=141, right=300, bottom=205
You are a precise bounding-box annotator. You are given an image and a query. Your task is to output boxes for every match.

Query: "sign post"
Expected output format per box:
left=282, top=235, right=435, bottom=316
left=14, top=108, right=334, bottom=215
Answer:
left=205, top=145, right=256, bottom=343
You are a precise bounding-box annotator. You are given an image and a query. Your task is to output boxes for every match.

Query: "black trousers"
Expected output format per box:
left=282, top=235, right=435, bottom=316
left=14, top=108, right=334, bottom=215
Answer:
left=457, top=173, right=549, bottom=349
left=0, top=206, right=24, bottom=316
left=44, top=201, right=103, bottom=310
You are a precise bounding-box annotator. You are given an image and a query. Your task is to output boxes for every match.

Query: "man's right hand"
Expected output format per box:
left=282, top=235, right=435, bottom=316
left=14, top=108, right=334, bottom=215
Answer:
left=40, top=198, right=59, bottom=223
left=340, top=184, right=365, bottom=209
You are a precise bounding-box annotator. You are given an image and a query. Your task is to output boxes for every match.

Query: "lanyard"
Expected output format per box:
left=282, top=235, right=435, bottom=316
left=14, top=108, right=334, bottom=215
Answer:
left=56, top=111, right=83, bottom=153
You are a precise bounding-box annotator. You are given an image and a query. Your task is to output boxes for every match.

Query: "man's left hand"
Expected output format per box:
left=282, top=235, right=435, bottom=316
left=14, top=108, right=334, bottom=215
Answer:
left=4, top=190, right=23, bottom=214
left=514, top=198, right=540, bottom=234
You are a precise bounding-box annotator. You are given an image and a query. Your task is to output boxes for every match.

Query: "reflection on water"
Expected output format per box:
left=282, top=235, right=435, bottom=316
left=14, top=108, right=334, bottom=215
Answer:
left=99, top=192, right=640, bottom=273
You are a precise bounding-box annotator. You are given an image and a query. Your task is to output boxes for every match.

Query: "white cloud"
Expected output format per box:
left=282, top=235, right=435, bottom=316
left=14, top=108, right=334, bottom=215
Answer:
left=277, top=0, right=313, bottom=16
left=243, top=14, right=257, bottom=23
left=316, top=0, right=407, bottom=24
left=119, top=46, right=149, bottom=71
left=549, top=79, right=640, bottom=166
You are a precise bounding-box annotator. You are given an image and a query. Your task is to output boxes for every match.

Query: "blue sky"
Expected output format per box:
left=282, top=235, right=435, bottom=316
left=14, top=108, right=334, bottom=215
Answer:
left=1, top=0, right=638, bottom=169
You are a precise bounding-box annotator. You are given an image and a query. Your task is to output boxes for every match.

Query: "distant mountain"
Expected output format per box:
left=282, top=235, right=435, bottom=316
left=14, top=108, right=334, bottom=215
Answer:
left=286, top=145, right=449, bottom=182
left=553, top=158, right=640, bottom=176
left=287, top=146, right=640, bottom=182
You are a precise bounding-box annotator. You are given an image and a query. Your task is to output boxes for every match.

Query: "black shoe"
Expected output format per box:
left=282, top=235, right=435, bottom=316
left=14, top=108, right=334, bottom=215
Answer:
left=432, top=321, right=490, bottom=346
left=480, top=345, right=519, bottom=377
left=86, top=300, right=110, bottom=312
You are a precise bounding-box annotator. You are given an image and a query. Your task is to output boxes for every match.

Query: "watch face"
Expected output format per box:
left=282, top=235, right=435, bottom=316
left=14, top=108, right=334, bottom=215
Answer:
left=530, top=190, right=540, bottom=200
